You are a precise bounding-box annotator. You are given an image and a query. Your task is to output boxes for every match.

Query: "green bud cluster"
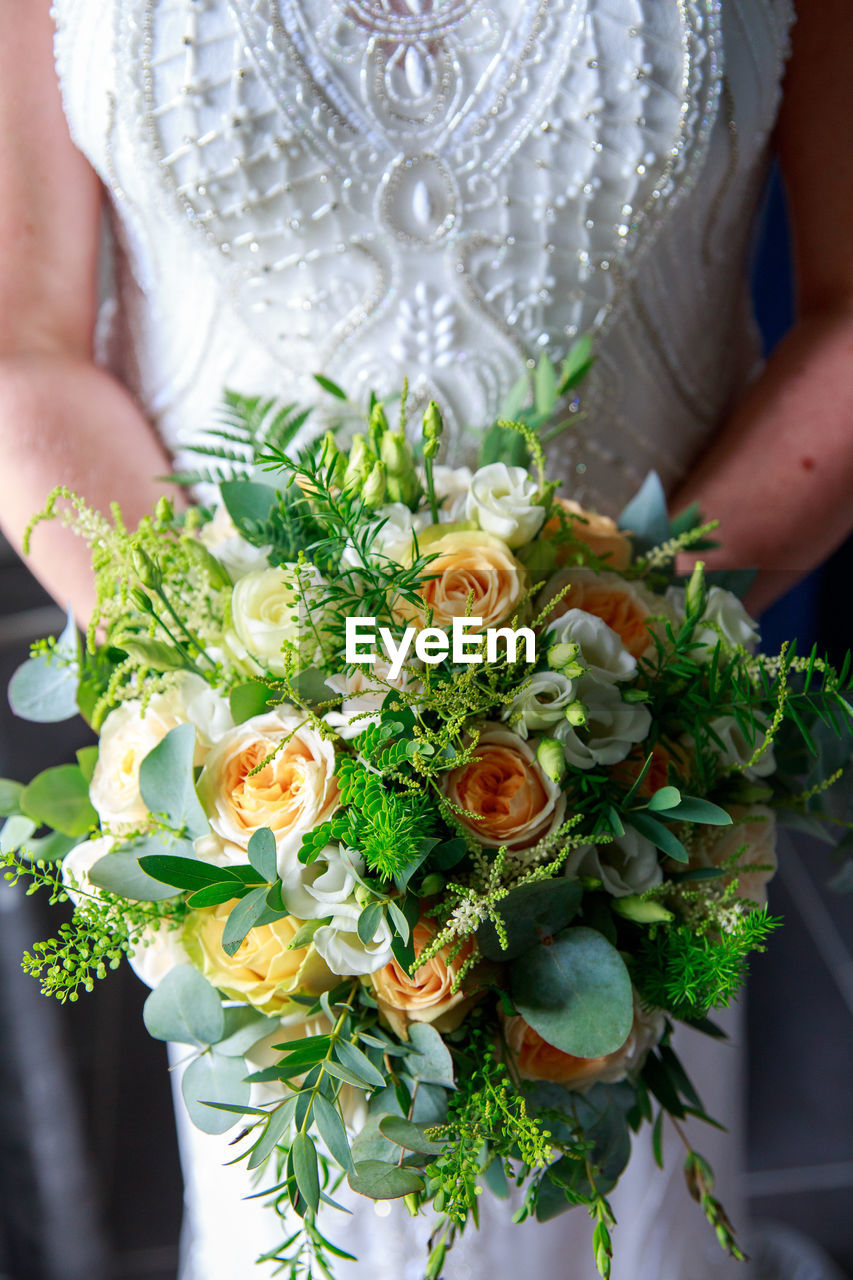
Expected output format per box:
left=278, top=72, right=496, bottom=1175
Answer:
left=333, top=402, right=421, bottom=510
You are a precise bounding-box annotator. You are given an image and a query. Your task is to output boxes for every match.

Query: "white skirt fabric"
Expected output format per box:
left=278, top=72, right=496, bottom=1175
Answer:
left=170, top=1006, right=747, bottom=1280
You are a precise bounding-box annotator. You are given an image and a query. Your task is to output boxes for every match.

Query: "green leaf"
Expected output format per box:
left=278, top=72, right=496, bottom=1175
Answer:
left=314, top=373, right=348, bottom=400
left=188, top=882, right=246, bottom=907
left=248, top=827, right=277, bottom=882
left=0, top=779, right=24, bottom=817
left=477, top=878, right=583, bottom=961
left=357, top=901, right=385, bottom=946
left=76, top=746, right=99, bottom=785
left=8, top=610, right=79, bottom=723
left=138, top=854, right=241, bottom=891
left=89, top=840, right=192, bottom=901
left=0, top=814, right=37, bottom=854
left=534, top=354, right=558, bottom=416
left=247, top=1097, right=298, bottom=1170
left=405, top=1023, right=455, bottom=1088
left=24, top=830, right=77, bottom=862
left=21, top=765, right=97, bottom=838
left=557, top=334, right=594, bottom=393
left=627, top=810, right=689, bottom=863
left=313, top=1094, right=356, bottom=1174
left=511, top=926, right=633, bottom=1057
left=143, top=964, right=224, bottom=1046
left=646, top=786, right=682, bottom=812
left=618, top=471, right=669, bottom=548
left=665, top=797, right=733, bottom=826
left=230, top=682, right=275, bottom=725
left=350, top=1114, right=398, bottom=1165
left=139, top=723, right=208, bottom=837
left=379, top=1116, right=444, bottom=1156
left=334, top=1040, right=386, bottom=1090
left=221, top=885, right=274, bottom=956
left=291, top=1131, right=321, bottom=1213
left=216, top=1007, right=279, bottom=1057
left=347, top=1160, right=424, bottom=1200
left=323, top=1059, right=378, bottom=1090
left=386, top=899, right=411, bottom=945
left=182, top=1050, right=251, bottom=1135
left=220, top=479, right=278, bottom=534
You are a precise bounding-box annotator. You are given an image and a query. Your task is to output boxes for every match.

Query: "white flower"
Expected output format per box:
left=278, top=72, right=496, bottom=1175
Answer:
left=502, top=671, right=577, bottom=738
left=313, top=902, right=395, bottom=976
left=666, top=585, right=759, bottom=654
left=61, top=835, right=114, bottom=906
left=324, top=658, right=420, bottom=740
left=89, top=676, right=232, bottom=831
left=565, top=830, right=662, bottom=897
left=546, top=608, right=637, bottom=684
left=199, top=504, right=272, bottom=581
left=192, top=831, right=246, bottom=868
left=128, top=921, right=191, bottom=989
left=342, top=504, right=429, bottom=571
left=431, top=465, right=473, bottom=521
left=229, top=564, right=326, bottom=677
left=555, top=678, right=652, bottom=769
left=283, top=844, right=363, bottom=919
left=465, top=462, right=546, bottom=547
left=708, top=714, right=776, bottom=779
left=196, top=705, right=340, bottom=878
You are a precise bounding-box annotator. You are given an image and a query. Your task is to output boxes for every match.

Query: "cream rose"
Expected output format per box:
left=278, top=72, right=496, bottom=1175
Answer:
left=543, top=498, right=632, bottom=570
left=399, top=530, right=527, bottom=632
left=229, top=564, right=325, bottom=676
left=185, top=901, right=336, bottom=1016
left=465, top=463, right=546, bottom=548
left=199, top=504, right=272, bottom=581
left=128, top=921, right=191, bottom=989
left=502, top=999, right=663, bottom=1087
left=90, top=676, right=232, bottom=831
left=443, top=724, right=566, bottom=850
left=371, top=920, right=475, bottom=1039
left=197, top=706, right=340, bottom=877
left=539, top=570, right=664, bottom=659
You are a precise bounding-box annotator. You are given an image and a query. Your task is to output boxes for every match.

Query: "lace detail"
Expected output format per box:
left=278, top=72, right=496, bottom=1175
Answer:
left=53, top=0, right=793, bottom=504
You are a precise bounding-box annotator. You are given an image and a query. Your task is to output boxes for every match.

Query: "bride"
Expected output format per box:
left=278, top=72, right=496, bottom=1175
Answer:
left=1, top=1, right=852, bottom=1277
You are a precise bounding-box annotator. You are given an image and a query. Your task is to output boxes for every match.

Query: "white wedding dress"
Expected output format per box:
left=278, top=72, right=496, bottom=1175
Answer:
left=51, top=1, right=795, bottom=1276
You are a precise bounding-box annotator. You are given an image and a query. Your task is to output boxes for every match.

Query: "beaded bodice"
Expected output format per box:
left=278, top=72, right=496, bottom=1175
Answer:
left=53, top=0, right=793, bottom=511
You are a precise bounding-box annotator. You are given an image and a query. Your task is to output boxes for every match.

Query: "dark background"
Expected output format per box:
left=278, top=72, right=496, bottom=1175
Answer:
left=1, top=168, right=852, bottom=1279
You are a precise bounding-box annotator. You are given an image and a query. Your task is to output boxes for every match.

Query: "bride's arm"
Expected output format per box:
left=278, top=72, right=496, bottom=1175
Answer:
left=672, top=0, right=853, bottom=616
left=0, top=2, right=181, bottom=625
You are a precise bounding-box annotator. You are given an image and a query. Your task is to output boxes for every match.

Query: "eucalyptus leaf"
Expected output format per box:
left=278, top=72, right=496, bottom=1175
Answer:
left=216, top=1007, right=279, bottom=1057
left=138, top=854, right=240, bottom=891
left=247, top=827, right=277, bottom=882
left=220, top=479, right=278, bottom=533
left=0, top=779, right=24, bottom=817
left=405, top=1023, right=455, bottom=1089
left=221, top=885, right=273, bottom=956
left=665, top=797, right=732, bottom=826
left=357, top=901, right=385, bottom=946
left=291, top=1131, right=321, bottom=1213
left=182, top=1050, right=251, bottom=1135
left=627, top=810, right=689, bottom=862
left=646, top=786, right=682, bottom=812
left=230, top=682, right=275, bottom=725
left=0, top=814, right=37, bottom=854
left=350, top=1114, right=398, bottom=1165
left=313, top=1094, right=356, bottom=1173
left=617, top=471, right=669, bottom=549
left=379, top=1115, right=444, bottom=1156
left=143, top=964, right=224, bottom=1046
left=21, top=765, right=97, bottom=838
left=139, top=723, right=208, bottom=837
left=347, top=1160, right=424, bottom=1200
left=8, top=610, right=79, bottom=723
left=333, top=1040, right=386, bottom=1090
left=247, top=1096, right=297, bottom=1170
left=76, top=746, right=99, bottom=785
left=89, top=845, right=184, bottom=902
left=511, top=926, right=633, bottom=1058
left=477, top=879, right=583, bottom=961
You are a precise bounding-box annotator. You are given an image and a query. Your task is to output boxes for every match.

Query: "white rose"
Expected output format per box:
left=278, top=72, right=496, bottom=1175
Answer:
left=666, top=585, right=759, bottom=655
left=61, top=835, right=114, bottom=907
left=229, top=564, right=326, bottom=676
left=314, top=902, right=395, bottom=976
left=90, top=676, right=232, bottom=831
left=555, top=678, right=652, bottom=769
left=197, top=705, right=340, bottom=877
left=199, top=504, right=272, bottom=581
left=128, top=921, right=191, bottom=989
left=707, top=714, right=776, bottom=779
left=324, top=658, right=420, bottom=740
left=565, top=830, right=662, bottom=897
left=283, top=844, right=363, bottom=919
left=465, top=463, right=546, bottom=548
left=431, top=465, right=473, bottom=522
left=546, top=608, right=637, bottom=685
left=502, top=671, right=577, bottom=738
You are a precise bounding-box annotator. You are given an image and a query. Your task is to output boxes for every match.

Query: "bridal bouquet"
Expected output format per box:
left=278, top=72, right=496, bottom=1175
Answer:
left=4, top=358, right=853, bottom=1278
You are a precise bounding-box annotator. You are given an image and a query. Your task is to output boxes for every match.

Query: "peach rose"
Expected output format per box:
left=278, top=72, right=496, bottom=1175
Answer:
left=399, top=529, right=527, bottom=631
left=502, top=1001, right=663, bottom=1087
left=443, top=724, right=567, bottom=850
left=538, top=570, right=663, bottom=659
left=371, top=920, right=476, bottom=1039
left=699, top=804, right=778, bottom=907
left=543, top=498, right=632, bottom=570
left=197, top=705, right=339, bottom=877
left=185, top=901, right=336, bottom=1016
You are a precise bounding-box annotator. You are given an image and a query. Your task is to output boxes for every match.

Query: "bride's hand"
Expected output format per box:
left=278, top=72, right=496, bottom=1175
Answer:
left=0, top=0, right=183, bottom=627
